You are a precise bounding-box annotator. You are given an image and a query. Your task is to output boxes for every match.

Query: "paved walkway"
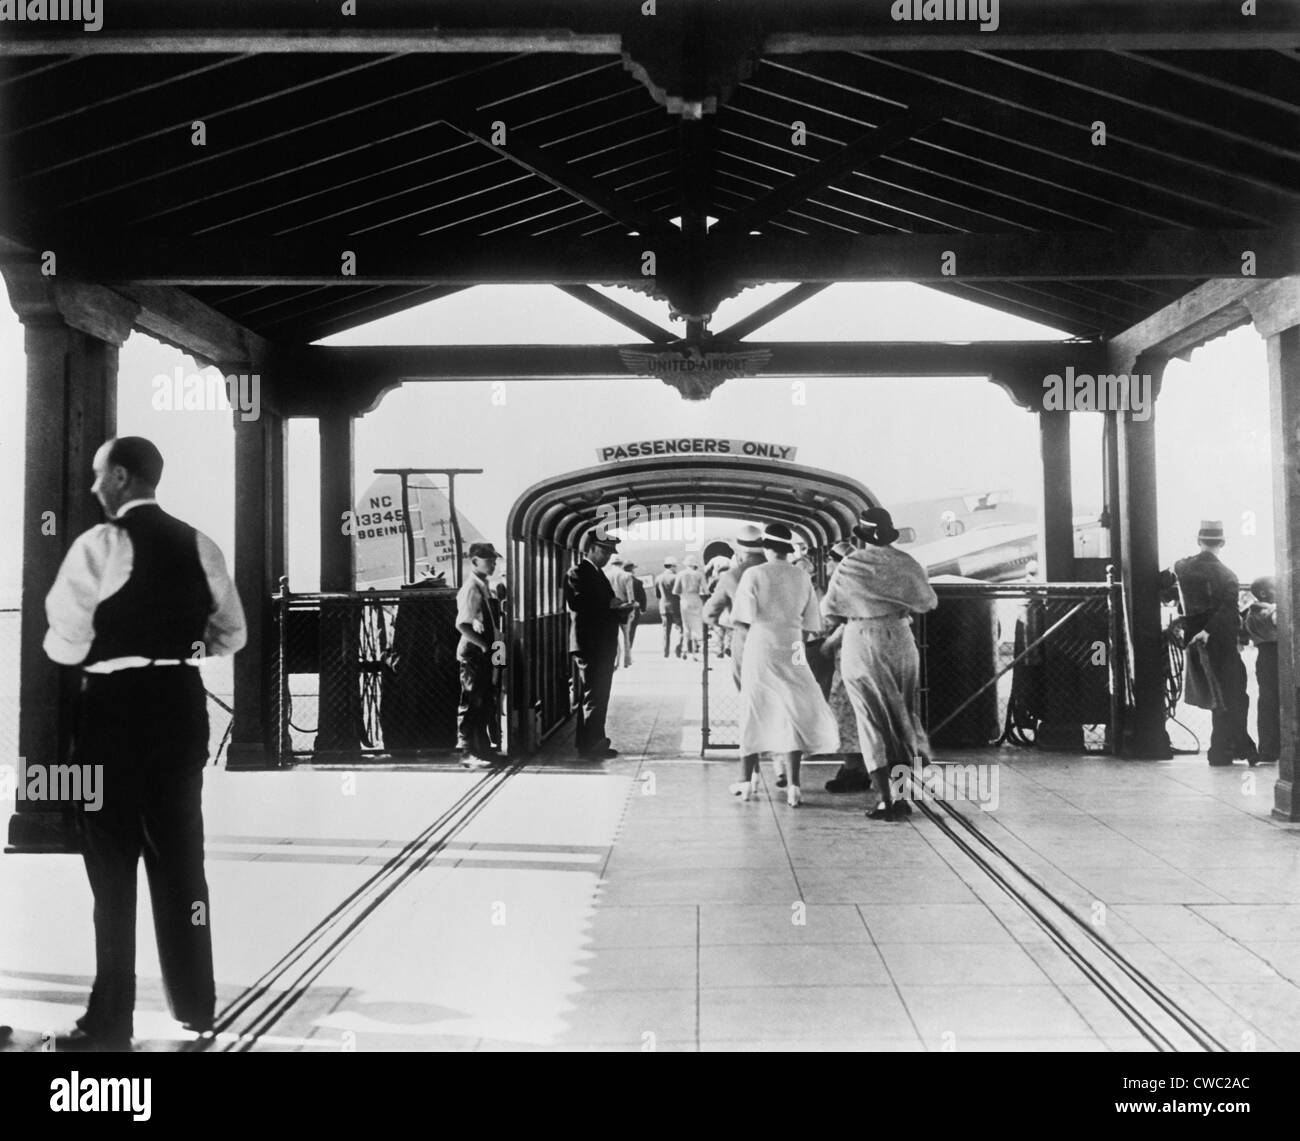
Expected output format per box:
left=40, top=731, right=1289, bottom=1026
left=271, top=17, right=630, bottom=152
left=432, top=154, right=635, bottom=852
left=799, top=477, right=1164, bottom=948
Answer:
left=2, top=655, right=1297, bottom=1052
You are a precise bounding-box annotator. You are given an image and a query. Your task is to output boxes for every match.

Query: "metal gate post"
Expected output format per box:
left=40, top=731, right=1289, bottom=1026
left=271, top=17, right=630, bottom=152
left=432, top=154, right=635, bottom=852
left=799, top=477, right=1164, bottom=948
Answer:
left=1106, top=564, right=1125, bottom=756
left=701, top=630, right=710, bottom=757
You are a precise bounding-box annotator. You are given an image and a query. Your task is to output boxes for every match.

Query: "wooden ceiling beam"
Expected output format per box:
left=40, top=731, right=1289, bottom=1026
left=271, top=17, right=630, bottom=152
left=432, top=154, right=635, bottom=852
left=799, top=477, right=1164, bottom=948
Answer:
left=712, top=102, right=954, bottom=240
left=446, top=116, right=679, bottom=241
left=555, top=285, right=677, bottom=343
left=35, top=228, right=1298, bottom=286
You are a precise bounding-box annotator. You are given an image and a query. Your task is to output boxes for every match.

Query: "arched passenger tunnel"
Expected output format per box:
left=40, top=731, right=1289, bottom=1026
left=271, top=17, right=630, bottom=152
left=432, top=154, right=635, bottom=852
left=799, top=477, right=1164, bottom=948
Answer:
left=504, top=456, right=878, bottom=753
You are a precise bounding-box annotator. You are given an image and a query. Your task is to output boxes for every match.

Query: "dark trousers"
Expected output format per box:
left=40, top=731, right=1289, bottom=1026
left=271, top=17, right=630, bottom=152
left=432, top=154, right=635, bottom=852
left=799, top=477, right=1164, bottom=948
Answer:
left=1206, top=638, right=1255, bottom=761
left=1256, top=642, right=1280, bottom=762
left=74, top=667, right=214, bottom=1041
left=573, top=647, right=616, bottom=753
left=661, top=609, right=682, bottom=657
left=456, top=647, right=498, bottom=757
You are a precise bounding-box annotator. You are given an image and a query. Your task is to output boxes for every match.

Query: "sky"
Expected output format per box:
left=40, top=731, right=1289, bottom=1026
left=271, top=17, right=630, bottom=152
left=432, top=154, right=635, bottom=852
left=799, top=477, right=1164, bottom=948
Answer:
left=0, top=280, right=1277, bottom=603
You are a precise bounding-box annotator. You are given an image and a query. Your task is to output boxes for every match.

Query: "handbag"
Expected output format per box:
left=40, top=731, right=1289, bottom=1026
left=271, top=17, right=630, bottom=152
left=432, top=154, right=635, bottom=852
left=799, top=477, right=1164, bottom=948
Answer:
left=1183, top=642, right=1226, bottom=712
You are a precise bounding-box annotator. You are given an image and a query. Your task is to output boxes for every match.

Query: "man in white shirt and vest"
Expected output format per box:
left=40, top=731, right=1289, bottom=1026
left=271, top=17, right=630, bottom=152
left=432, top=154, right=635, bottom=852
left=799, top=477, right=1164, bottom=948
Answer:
left=43, top=437, right=247, bottom=1050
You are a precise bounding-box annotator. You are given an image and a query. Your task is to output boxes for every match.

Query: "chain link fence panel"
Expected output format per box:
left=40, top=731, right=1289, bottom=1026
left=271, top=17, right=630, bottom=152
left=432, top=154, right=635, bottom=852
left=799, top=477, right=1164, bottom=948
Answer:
left=274, top=587, right=473, bottom=760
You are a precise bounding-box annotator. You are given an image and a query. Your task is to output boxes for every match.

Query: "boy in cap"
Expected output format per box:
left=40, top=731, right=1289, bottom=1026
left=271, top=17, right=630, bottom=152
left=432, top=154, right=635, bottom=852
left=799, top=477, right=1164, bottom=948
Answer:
left=1243, top=576, right=1279, bottom=765
left=454, top=542, right=507, bottom=767
left=1174, top=520, right=1257, bottom=765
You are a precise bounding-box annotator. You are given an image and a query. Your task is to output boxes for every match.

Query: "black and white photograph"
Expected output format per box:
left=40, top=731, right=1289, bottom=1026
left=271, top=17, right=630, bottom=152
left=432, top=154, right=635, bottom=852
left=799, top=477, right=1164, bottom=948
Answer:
left=0, top=0, right=1296, bottom=1115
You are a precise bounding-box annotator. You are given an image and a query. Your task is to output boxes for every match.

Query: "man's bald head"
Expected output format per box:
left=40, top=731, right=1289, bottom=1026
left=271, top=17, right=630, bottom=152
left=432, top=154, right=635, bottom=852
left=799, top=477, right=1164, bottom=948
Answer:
left=92, top=437, right=164, bottom=518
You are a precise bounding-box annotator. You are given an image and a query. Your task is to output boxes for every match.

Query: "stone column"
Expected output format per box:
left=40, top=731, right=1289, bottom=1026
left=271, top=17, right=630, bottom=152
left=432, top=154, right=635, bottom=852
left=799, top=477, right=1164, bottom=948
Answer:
left=1117, top=354, right=1172, bottom=759
left=1245, top=281, right=1300, bottom=820
left=227, top=392, right=287, bottom=771
left=2, top=270, right=134, bottom=850
left=314, top=407, right=362, bottom=752
left=1038, top=409, right=1075, bottom=581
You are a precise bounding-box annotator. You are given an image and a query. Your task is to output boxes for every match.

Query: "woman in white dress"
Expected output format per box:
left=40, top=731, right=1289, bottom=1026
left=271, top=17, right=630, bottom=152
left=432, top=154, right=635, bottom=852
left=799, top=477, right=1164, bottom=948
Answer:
left=730, top=523, right=839, bottom=807
left=822, top=507, right=937, bottom=821
left=673, top=554, right=707, bottom=659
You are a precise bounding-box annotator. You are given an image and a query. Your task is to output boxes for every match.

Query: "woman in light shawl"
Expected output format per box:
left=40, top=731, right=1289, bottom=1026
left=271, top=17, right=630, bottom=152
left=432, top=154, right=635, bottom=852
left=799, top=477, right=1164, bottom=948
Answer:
left=730, top=523, right=839, bottom=807
left=822, top=507, right=937, bottom=820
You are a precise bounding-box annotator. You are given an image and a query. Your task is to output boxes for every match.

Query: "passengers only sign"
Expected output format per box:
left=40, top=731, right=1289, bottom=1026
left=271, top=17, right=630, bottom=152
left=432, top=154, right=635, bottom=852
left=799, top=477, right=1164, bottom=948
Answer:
left=597, top=439, right=798, bottom=463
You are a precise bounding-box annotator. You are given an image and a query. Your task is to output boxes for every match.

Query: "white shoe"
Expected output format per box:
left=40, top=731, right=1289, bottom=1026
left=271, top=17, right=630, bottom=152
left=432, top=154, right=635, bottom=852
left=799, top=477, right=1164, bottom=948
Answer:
left=729, top=781, right=755, bottom=802
left=786, top=785, right=802, bottom=808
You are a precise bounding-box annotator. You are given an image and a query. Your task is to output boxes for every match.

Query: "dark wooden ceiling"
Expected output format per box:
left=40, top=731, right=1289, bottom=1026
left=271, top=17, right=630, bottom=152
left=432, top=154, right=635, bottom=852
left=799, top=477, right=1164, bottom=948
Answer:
left=2, top=0, right=1299, bottom=344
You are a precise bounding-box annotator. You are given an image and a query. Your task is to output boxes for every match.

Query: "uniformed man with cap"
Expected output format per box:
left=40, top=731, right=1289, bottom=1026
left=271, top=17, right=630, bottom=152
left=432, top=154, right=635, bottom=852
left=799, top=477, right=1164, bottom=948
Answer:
left=454, top=541, right=507, bottom=767
left=655, top=557, right=684, bottom=658
left=1174, top=520, right=1257, bottom=766
left=565, top=531, right=636, bottom=758
left=43, top=436, right=246, bottom=1050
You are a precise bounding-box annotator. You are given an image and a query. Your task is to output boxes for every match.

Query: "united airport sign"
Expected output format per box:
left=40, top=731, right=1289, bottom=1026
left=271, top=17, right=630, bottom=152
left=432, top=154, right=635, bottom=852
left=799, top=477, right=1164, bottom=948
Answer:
left=597, top=438, right=798, bottom=463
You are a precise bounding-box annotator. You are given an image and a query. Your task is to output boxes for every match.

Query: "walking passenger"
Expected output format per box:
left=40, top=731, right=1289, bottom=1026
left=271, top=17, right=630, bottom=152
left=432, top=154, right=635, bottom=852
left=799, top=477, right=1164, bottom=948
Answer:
left=729, top=523, right=838, bottom=807
left=703, top=525, right=765, bottom=678
left=674, top=554, right=707, bottom=660
left=819, top=541, right=871, bottom=793
left=822, top=508, right=937, bottom=821
left=604, top=554, right=638, bottom=669
left=655, top=558, right=684, bottom=658
left=623, top=562, right=647, bottom=661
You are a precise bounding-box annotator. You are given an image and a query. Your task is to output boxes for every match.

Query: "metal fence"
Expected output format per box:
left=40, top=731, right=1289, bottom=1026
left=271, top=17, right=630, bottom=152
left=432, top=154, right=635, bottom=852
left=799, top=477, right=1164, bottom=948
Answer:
left=272, top=583, right=471, bottom=761
left=918, top=580, right=1123, bottom=754
left=701, top=624, right=741, bottom=752
left=700, top=579, right=1126, bottom=756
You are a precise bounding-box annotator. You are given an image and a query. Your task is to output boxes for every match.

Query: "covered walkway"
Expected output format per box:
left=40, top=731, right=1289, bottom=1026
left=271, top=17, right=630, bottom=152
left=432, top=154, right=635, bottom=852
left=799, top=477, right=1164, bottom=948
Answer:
left=4, top=657, right=1296, bottom=1053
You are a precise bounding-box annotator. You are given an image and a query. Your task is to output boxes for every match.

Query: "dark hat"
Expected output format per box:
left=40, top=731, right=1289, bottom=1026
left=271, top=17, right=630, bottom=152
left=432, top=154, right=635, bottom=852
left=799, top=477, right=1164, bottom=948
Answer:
left=586, top=532, right=620, bottom=552
left=623, top=562, right=637, bottom=571
left=854, top=507, right=900, bottom=546
left=468, top=542, right=501, bottom=560
left=762, top=523, right=796, bottom=553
